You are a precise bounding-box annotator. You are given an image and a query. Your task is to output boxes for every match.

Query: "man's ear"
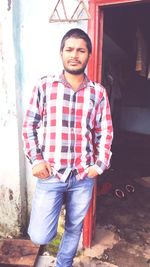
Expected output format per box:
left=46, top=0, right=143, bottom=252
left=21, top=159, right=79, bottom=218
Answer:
left=87, top=53, right=91, bottom=63
left=88, top=53, right=91, bottom=60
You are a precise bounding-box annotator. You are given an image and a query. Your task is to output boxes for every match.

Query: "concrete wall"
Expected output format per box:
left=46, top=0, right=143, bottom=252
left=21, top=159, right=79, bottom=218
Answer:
left=0, top=1, right=26, bottom=237
left=0, top=0, right=88, bottom=237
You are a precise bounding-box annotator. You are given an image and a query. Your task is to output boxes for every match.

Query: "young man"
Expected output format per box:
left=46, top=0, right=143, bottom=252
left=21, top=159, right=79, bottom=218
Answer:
left=22, top=28, right=113, bottom=267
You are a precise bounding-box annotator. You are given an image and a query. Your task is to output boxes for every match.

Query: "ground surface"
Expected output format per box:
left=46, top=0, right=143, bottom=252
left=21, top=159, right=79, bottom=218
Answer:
left=36, top=175, right=150, bottom=267
left=90, top=178, right=150, bottom=267
left=75, top=171, right=150, bottom=267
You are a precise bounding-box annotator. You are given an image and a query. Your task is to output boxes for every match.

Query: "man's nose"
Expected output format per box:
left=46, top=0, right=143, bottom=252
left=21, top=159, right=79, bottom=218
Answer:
left=71, top=50, right=78, bottom=58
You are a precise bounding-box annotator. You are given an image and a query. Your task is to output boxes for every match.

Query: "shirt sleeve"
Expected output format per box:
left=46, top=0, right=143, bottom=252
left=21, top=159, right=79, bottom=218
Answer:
left=93, top=85, right=113, bottom=175
left=22, top=79, right=44, bottom=164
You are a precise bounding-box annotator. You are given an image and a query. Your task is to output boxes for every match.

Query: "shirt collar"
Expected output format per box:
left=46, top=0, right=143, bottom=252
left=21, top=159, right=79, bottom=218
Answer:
left=59, top=71, right=90, bottom=91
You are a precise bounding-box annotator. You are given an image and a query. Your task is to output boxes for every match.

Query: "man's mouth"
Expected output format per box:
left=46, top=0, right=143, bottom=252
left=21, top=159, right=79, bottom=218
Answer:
left=68, top=60, right=81, bottom=65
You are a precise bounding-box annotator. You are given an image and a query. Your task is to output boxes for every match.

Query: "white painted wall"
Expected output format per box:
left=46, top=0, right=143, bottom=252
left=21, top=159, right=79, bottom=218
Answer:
left=0, top=1, right=26, bottom=237
left=0, top=0, right=88, bottom=237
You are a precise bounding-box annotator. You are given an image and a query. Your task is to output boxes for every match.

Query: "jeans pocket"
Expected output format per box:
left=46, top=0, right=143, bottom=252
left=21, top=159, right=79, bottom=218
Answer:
left=38, top=174, right=58, bottom=183
left=85, top=175, right=96, bottom=183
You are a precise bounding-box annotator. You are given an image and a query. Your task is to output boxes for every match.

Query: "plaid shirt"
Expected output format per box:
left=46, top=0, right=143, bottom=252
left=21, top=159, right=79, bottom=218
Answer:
left=22, top=73, right=113, bottom=181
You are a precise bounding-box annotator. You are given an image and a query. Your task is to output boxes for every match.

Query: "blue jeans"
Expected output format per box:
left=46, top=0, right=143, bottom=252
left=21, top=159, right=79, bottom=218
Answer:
left=28, top=172, right=95, bottom=267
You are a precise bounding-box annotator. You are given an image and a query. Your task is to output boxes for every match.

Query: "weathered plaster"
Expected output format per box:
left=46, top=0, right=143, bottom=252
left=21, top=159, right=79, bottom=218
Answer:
left=0, top=0, right=27, bottom=237
left=7, top=0, right=12, bottom=11
left=0, top=185, right=25, bottom=237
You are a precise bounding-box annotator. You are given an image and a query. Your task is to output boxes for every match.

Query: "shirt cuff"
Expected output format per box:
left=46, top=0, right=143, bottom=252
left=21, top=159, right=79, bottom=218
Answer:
left=93, top=163, right=107, bottom=175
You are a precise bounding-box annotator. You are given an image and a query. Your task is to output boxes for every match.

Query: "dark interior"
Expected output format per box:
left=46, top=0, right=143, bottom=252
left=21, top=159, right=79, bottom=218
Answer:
left=91, top=4, right=150, bottom=266
left=101, top=3, right=150, bottom=185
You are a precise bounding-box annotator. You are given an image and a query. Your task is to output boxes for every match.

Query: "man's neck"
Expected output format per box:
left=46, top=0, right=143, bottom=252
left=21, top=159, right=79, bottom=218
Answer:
left=64, top=71, right=85, bottom=91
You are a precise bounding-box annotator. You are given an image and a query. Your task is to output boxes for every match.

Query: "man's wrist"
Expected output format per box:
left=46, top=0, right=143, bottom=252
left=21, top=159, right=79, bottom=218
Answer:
left=32, top=160, right=46, bottom=168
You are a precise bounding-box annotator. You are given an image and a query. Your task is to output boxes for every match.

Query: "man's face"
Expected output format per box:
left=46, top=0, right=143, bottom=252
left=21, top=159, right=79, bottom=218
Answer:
left=60, top=37, right=90, bottom=75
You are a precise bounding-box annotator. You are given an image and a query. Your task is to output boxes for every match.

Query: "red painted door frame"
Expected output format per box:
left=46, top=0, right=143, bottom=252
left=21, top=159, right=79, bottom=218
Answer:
left=83, top=0, right=149, bottom=248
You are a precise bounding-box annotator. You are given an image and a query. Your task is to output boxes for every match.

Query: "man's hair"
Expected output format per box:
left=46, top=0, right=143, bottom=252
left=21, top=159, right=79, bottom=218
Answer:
left=60, top=28, right=92, bottom=54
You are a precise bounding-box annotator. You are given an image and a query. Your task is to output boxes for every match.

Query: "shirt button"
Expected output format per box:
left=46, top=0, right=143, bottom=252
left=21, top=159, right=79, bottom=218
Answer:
left=71, top=128, right=74, bottom=132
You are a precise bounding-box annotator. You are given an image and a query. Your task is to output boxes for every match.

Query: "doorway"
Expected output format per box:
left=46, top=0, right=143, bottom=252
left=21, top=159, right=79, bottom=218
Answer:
left=94, top=2, right=150, bottom=266
left=101, top=3, right=150, bottom=187
left=83, top=0, right=150, bottom=250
